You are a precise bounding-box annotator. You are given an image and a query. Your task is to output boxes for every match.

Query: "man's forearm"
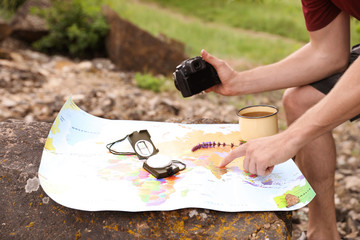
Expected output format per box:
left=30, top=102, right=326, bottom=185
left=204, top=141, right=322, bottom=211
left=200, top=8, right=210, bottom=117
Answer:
left=224, top=12, right=350, bottom=96
left=234, top=43, right=348, bottom=95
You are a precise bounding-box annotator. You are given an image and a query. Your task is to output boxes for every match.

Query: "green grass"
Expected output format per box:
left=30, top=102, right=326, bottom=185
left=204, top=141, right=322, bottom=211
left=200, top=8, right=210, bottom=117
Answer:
left=0, top=9, right=12, bottom=21
left=141, top=0, right=308, bottom=42
left=141, top=0, right=360, bottom=46
left=104, top=0, right=303, bottom=66
left=134, top=72, right=166, bottom=92
left=0, top=7, right=15, bottom=21
left=0, top=0, right=26, bottom=20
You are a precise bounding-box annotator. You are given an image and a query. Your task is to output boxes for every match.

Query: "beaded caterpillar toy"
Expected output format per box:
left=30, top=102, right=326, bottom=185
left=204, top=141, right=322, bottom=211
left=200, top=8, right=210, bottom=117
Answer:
left=191, top=140, right=246, bottom=152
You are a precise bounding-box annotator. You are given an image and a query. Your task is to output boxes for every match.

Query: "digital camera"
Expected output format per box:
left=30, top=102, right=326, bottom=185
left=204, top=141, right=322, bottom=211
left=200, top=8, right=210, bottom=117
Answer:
left=173, top=56, right=221, bottom=97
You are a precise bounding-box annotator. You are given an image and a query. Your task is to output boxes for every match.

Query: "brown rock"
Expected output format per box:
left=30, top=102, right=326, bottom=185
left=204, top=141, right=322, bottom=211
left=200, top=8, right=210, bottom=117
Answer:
left=0, top=48, right=12, bottom=59
left=0, top=60, right=46, bottom=93
left=157, top=32, right=186, bottom=53
left=102, top=6, right=188, bottom=76
left=0, top=18, right=12, bottom=41
left=0, top=119, right=292, bottom=239
left=10, top=0, right=51, bottom=42
left=345, top=176, right=360, bottom=192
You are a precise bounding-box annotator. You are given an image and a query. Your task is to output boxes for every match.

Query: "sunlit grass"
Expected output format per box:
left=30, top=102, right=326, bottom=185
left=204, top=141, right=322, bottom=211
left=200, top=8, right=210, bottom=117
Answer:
left=103, top=0, right=304, bottom=66
left=141, top=0, right=360, bottom=46
left=140, top=0, right=308, bottom=42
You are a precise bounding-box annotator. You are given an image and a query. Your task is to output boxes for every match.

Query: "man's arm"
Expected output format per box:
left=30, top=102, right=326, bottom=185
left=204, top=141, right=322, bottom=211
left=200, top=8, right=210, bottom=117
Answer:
left=202, top=12, right=350, bottom=96
left=212, top=12, right=359, bottom=176
left=219, top=56, right=360, bottom=176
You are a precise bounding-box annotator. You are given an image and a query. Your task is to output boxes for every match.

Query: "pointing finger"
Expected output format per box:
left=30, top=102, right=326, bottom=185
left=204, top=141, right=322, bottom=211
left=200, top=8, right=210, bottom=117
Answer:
left=218, top=145, right=246, bottom=168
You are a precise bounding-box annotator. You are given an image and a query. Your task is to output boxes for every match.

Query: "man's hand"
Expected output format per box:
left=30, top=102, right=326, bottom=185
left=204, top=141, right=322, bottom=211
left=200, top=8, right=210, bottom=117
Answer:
left=218, top=132, right=299, bottom=176
left=201, top=49, right=239, bottom=96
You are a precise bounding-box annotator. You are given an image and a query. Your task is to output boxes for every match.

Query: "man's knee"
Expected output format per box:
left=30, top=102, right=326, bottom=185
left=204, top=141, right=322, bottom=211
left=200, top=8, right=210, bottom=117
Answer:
left=282, top=88, right=307, bottom=116
left=282, top=86, right=324, bottom=119
left=283, top=88, right=298, bottom=114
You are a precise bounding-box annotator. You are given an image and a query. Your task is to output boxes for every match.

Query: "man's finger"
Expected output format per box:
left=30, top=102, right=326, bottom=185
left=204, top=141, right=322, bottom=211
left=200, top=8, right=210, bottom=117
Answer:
left=264, top=166, right=274, bottom=176
left=248, top=157, right=257, bottom=175
left=243, top=154, right=250, bottom=171
left=218, top=145, right=246, bottom=168
left=257, top=163, right=265, bottom=176
left=201, top=49, right=220, bottom=67
left=257, top=163, right=274, bottom=176
left=200, top=49, right=210, bottom=61
left=204, top=86, right=215, bottom=93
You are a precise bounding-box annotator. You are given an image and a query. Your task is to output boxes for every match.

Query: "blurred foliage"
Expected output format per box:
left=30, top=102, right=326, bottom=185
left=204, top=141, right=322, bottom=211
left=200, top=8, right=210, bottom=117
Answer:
left=134, top=73, right=166, bottom=93
left=0, top=0, right=26, bottom=11
left=0, top=0, right=26, bottom=20
left=230, top=0, right=264, bottom=3
left=32, top=0, right=109, bottom=58
left=355, top=19, right=360, bottom=36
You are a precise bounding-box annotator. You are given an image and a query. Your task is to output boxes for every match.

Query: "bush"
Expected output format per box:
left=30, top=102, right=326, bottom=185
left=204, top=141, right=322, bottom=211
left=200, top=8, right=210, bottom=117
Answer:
left=0, top=0, right=26, bottom=20
left=134, top=73, right=166, bottom=93
left=32, top=0, right=109, bottom=58
left=0, top=0, right=26, bottom=12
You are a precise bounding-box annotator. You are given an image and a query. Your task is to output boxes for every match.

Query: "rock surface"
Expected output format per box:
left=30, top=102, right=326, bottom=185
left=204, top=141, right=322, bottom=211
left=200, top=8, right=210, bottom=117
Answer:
left=102, top=6, right=188, bottom=76
left=0, top=47, right=242, bottom=123
left=0, top=119, right=291, bottom=239
left=0, top=18, right=12, bottom=41
left=9, top=0, right=51, bottom=43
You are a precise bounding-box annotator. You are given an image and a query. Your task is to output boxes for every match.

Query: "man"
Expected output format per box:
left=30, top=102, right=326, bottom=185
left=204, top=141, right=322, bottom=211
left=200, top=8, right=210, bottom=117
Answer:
left=200, top=1, right=360, bottom=239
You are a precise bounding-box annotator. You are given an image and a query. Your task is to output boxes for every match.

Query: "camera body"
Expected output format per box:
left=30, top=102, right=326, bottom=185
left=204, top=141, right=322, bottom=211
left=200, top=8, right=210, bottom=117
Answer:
left=173, top=56, right=221, bottom=97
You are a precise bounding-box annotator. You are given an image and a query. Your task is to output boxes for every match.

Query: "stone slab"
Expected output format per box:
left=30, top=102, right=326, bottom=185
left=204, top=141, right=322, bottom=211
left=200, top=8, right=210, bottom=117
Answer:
left=102, top=6, right=188, bottom=76
left=0, top=119, right=292, bottom=239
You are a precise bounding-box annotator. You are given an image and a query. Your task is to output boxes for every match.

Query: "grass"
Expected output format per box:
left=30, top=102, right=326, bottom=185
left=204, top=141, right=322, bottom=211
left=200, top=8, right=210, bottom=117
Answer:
left=0, top=7, right=16, bottom=21
left=141, top=0, right=360, bottom=46
left=0, top=0, right=26, bottom=20
left=134, top=72, right=166, bottom=92
left=104, top=0, right=303, bottom=67
left=140, top=0, right=308, bottom=42
left=0, top=9, right=13, bottom=21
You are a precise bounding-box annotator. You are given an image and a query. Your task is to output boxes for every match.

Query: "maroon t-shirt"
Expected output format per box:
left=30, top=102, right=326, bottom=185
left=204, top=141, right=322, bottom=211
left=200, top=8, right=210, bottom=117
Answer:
left=302, top=0, right=360, bottom=31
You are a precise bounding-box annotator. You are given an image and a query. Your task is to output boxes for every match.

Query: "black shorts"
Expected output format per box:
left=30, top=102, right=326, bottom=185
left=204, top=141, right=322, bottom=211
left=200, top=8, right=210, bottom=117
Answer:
left=310, top=44, right=360, bottom=121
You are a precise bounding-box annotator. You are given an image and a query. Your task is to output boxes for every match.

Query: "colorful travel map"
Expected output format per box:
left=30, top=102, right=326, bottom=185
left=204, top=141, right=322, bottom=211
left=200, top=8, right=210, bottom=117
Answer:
left=38, top=97, right=315, bottom=212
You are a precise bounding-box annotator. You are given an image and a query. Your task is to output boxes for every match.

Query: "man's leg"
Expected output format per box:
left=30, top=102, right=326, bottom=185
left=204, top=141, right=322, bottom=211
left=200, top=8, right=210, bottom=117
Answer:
left=282, top=86, right=340, bottom=240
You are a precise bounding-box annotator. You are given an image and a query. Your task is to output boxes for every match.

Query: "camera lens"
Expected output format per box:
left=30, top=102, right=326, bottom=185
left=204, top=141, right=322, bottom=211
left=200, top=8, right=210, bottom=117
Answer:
left=192, top=60, right=202, bottom=70
left=173, top=72, right=180, bottom=90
